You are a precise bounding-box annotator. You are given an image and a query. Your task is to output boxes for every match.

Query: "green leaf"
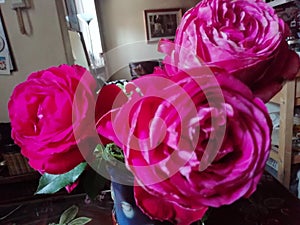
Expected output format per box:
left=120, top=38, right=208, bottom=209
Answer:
left=59, top=205, right=79, bottom=224
left=200, top=208, right=213, bottom=224
left=103, top=143, right=124, bottom=162
left=35, top=162, right=87, bottom=194
left=68, top=217, right=92, bottom=225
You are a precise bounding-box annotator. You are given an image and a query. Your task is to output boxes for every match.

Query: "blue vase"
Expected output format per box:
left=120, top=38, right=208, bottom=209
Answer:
left=107, top=162, right=173, bottom=225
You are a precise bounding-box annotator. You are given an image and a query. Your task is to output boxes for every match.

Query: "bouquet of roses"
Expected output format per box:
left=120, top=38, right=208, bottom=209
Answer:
left=7, top=0, right=300, bottom=225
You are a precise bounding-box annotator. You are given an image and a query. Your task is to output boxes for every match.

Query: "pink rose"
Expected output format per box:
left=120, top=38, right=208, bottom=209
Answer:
left=159, top=0, right=300, bottom=102
left=97, top=70, right=272, bottom=224
left=8, top=64, right=98, bottom=174
left=134, top=183, right=207, bottom=225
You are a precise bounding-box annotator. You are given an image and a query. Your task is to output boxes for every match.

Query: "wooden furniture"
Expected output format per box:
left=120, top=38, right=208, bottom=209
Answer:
left=0, top=122, right=41, bottom=204
left=0, top=172, right=40, bottom=205
left=206, top=172, right=300, bottom=225
left=1, top=172, right=299, bottom=225
left=268, top=72, right=300, bottom=189
left=0, top=193, right=113, bottom=225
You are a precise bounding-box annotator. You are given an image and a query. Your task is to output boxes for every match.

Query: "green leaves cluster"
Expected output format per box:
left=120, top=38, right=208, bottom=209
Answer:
left=33, top=144, right=125, bottom=225
left=94, top=143, right=124, bottom=163
left=35, top=143, right=124, bottom=196
left=48, top=205, right=91, bottom=225
left=36, top=163, right=87, bottom=194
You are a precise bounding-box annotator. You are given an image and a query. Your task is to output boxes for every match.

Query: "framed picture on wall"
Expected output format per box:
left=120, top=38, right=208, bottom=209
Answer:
left=144, top=8, right=182, bottom=42
left=0, top=9, right=15, bottom=75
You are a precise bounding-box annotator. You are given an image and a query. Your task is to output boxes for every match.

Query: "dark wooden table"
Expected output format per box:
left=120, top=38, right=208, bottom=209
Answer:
left=0, top=193, right=114, bottom=225
left=206, top=172, right=300, bottom=225
left=0, top=172, right=299, bottom=225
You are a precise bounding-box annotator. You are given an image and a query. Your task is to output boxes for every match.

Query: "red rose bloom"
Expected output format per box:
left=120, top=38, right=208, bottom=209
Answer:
left=8, top=64, right=98, bottom=174
left=97, top=69, right=272, bottom=224
left=159, top=0, right=300, bottom=102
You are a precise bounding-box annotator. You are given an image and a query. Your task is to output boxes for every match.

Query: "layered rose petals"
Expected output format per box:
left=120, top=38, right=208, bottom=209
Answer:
left=97, top=69, right=272, bottom=224
left=134, top=183, right=207, bottom=225
left=8, top=64, right=98, bottom=174
left=159, top=0, right=300, bottom=102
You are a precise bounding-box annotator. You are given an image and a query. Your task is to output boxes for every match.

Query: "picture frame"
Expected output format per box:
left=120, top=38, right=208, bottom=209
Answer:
left=0, top=9, right=16, bottom=74
left=144, top=8, right=182, bottom=42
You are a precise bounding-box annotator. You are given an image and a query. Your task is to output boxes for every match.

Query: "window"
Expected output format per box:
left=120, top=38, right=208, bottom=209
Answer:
left=65, top=0, right=104, bottom=68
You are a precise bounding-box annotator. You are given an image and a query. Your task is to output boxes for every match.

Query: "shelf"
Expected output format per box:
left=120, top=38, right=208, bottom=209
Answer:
left=264, top=0, right=300, bottom=193
left=270, top=146, right=279, bottom=162
left=295, top=98, right=300, bottom=106
left=272, top=71, right=300, bottom=105
left=270, top=90, right=283, bottom=105
left=270, top=146, right=300, bottom=165
left=292, top=154, right=300, bottom=164
left=292, top=146, right=300, bottom=164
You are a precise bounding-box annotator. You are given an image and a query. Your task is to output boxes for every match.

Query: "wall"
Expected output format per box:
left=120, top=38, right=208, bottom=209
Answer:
left=0, top=0, right=200, bottom=121
left=0, top=0, right=68, bottom=122
left=96, top=0, right=199, bottom=81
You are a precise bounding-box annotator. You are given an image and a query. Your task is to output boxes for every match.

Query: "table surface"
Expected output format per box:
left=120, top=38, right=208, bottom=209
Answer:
left=0, top=172, right=300, bottom=225
left=206, top=172, right=300, bottom=225
left=0, top=193, right=114, bottom=225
